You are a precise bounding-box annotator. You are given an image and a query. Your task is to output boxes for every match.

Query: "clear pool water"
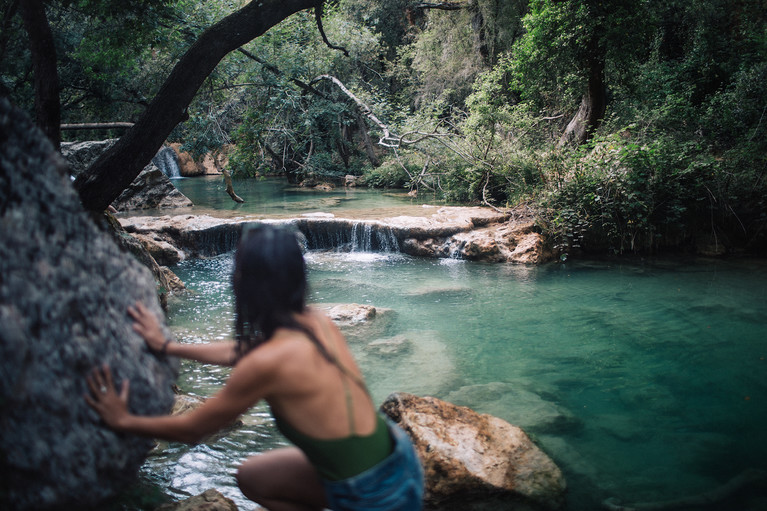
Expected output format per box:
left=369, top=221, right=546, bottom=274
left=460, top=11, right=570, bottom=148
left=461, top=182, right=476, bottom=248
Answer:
left=155, top=175, right=443, bottom=219
left=143, top=246, right=767, bottom=510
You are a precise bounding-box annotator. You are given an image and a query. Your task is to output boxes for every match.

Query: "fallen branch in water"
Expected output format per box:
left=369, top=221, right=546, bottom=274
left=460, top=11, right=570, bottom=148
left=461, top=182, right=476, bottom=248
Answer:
left=222, top=169, right=244, bottom=203
left=602, top=469, right=767, bottom=511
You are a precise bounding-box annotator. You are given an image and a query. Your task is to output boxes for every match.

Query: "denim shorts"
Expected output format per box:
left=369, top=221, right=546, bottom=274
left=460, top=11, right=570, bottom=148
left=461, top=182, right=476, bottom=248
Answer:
left=321, top=418, right=424, bottom=511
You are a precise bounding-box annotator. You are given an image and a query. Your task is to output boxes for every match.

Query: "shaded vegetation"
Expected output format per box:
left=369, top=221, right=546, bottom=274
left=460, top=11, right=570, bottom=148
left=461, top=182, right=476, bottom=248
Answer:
left=2, top=0, right=766, bottom=256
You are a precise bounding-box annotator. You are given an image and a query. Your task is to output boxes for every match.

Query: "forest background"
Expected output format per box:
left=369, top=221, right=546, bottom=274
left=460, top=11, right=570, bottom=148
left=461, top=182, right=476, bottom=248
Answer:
left=2, top=0, right=766, bottom=257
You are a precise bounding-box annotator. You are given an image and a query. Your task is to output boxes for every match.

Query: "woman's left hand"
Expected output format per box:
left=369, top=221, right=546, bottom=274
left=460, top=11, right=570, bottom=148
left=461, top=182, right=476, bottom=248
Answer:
left=85, top=364, right=131, bottom=430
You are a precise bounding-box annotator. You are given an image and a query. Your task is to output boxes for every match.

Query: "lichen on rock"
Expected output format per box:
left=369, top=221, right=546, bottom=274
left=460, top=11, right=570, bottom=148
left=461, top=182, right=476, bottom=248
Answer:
left=0, top=98, right=178, bottom=510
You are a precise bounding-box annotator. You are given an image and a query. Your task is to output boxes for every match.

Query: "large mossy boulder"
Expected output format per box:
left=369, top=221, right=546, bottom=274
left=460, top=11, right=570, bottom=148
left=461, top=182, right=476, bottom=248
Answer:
left=0, top=99, right=178, bottom=510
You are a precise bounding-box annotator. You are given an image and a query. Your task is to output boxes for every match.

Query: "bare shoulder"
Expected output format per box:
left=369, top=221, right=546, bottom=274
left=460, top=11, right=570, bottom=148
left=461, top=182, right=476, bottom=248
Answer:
left=304, top=306, right=341, bottom=333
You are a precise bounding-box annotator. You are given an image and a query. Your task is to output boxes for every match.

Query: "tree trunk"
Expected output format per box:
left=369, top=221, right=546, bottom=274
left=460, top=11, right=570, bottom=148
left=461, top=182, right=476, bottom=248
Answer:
left=19, top=0, right=60, bottom=149
left=558, top=53, right=606, bottom=147
left=356, top=112, right=380, bottom=167
left=74, top=0, right=321, bottom=211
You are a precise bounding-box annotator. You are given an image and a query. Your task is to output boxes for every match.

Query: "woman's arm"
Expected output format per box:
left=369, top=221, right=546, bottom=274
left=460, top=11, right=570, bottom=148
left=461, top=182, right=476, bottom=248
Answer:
left=85, top=361, right=269, bottom=443
left=166, top=341, right=238, bottom=366
left=128, top=302, right=237, bottom=366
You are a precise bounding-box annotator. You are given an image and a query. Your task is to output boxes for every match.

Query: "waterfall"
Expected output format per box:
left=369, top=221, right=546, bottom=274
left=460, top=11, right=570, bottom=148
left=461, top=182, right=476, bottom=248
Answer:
left=295, top=219, right=401, bottom=253
left=350, top=222, right=399, bottom=252
left=152, top=146, right=181, bottom=179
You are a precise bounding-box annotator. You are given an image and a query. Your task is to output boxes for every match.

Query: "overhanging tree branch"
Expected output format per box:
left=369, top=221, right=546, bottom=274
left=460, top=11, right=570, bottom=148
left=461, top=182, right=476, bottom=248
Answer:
left=236, top=47, right=327, bottom=98
left=74, top=0, right=322, bottom=211
left=314, top=1, right=349, bottom=56
left=312, top=74, right=398, bottom=146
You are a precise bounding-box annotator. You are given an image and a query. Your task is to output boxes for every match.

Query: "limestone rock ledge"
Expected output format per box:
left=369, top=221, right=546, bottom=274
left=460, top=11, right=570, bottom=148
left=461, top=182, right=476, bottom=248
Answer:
left=381, top=392, right=567, bottom=511
left=119, top=206, right=555, bottom=263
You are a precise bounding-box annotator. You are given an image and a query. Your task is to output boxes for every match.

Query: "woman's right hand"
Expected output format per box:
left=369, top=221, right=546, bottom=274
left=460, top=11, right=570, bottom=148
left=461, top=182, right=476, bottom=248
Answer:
left=128, top=301, right=168, bottom=353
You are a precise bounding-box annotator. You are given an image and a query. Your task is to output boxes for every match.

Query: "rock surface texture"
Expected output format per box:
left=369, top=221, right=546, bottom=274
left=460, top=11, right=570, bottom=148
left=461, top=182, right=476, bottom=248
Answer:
left=381, top=392, right=567, bottom=511
left=156, top=489, right=238, bottom=511
left=0, top=99, right=177, bottom=510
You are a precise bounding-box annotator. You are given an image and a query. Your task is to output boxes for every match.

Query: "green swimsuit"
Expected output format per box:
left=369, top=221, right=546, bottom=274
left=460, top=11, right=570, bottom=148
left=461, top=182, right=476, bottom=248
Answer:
left=274, top=412, right=392, bottom=481
left=273, top=323, right=393, bottom=481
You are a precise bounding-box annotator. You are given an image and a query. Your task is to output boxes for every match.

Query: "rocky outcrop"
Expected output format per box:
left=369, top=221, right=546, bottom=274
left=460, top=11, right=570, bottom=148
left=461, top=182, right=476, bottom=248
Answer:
left=112, top=164, right=193, bottom=210
left=169, top=142, right=229, bottom=176
left=381, top=392, right=566, bottom=511
left=60, top=138, right=118, bottom=174
left=118, top=206, right=556, bottom=263
left=0, top=99, right=178, bottom=510
left=97, top=213, right=185, bottom=308
left=169, top=142, right=205, bottom=177
left=401, top=210, right=553, bottom=263
left=61, top=140, right=193, bottom=211
left=156, top=489, right=238, bottom=511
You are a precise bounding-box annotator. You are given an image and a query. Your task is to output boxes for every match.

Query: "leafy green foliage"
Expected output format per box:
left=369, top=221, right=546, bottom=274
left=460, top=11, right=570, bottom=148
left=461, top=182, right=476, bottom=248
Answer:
left=6, top=0, right=765, bottom=254
left=362, top=158, right=412, bottom=189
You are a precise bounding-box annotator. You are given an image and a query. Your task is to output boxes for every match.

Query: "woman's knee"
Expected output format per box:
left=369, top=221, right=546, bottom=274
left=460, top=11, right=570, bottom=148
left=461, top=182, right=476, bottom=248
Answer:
left=235, top=458, right=261, bottom=500
left=236, top=449, right=323, bottom=505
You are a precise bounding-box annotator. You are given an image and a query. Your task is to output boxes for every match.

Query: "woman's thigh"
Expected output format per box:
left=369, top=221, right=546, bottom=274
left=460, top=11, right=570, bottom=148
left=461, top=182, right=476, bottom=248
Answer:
left=236, top=447, right=327, bottom=511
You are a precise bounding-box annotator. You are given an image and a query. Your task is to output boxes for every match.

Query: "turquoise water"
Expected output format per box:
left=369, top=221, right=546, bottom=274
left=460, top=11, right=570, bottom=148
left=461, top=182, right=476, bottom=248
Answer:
left=145, top=251, right=767, bottom=510
left=163, top=176, right=440, bottom=218
left=139, top=177, right=767, bottom=510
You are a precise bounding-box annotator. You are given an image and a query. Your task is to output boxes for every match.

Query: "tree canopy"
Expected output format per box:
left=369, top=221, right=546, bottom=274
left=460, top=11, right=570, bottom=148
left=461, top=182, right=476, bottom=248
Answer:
left=3, top=0, right=766, bottom=254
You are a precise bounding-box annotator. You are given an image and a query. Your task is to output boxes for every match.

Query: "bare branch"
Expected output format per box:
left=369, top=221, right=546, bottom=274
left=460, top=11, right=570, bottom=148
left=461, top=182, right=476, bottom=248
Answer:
left=61, top=122, right=134, bottom=131
left=236, top=47, right=328, bottom=98
left=221, top=168, right=244, bottom=203
left=315, top=2, right=349, bottom=56
left=312, top=74, right=399, bottom=146
left=413, top=2, right=466, bottom=11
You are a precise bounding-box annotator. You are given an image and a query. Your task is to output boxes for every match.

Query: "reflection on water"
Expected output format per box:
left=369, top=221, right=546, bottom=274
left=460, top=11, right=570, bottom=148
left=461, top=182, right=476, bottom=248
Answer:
left=147, top=252, right=767, bottom=510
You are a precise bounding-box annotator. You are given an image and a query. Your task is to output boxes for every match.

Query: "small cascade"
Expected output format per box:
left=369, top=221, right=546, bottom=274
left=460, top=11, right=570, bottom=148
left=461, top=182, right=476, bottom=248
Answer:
left=349, top=222, right=401, bottom=253
left=348, top=222, right=394, bottom=252
left=152, top=146, right=181, bottom=179
left=296, top=219, right=401, bottom=253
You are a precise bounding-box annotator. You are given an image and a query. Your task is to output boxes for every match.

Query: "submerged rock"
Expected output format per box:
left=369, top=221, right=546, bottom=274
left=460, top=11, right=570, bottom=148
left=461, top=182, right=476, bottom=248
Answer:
left=0, top=99, right=177, bottom=510
left=320, top=303, right=377, bottom=324
left=315, top=303, right=396, bottom=345
left=366, top=334, right=414, bottom=357
left=444, top=382, right=582, bottom=435
left=381, top=392, right=566, bottom=511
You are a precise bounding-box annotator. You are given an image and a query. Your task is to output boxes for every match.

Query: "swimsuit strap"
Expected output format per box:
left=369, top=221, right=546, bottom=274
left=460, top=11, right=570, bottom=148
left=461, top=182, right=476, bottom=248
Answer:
left=318, top=318, right=368, bottom=436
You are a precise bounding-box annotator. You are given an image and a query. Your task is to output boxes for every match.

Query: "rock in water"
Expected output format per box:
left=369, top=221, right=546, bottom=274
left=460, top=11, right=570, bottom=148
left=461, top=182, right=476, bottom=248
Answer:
left=156, top=489, right=239, bottom=511
left=381, top=392, right=566, bottom=511
left=0, top=99, right=177, bottom=509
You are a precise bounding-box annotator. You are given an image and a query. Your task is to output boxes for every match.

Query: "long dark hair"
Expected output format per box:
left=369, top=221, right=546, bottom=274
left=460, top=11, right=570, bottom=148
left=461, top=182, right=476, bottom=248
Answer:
left=232, top=224, right=333, bottom=362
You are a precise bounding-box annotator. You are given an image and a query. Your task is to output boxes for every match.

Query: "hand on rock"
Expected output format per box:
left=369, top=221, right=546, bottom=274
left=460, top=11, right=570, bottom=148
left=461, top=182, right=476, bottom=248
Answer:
left=85, top=364, right=130, bottom=429
left=128, top=301, right=168, bottom=354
